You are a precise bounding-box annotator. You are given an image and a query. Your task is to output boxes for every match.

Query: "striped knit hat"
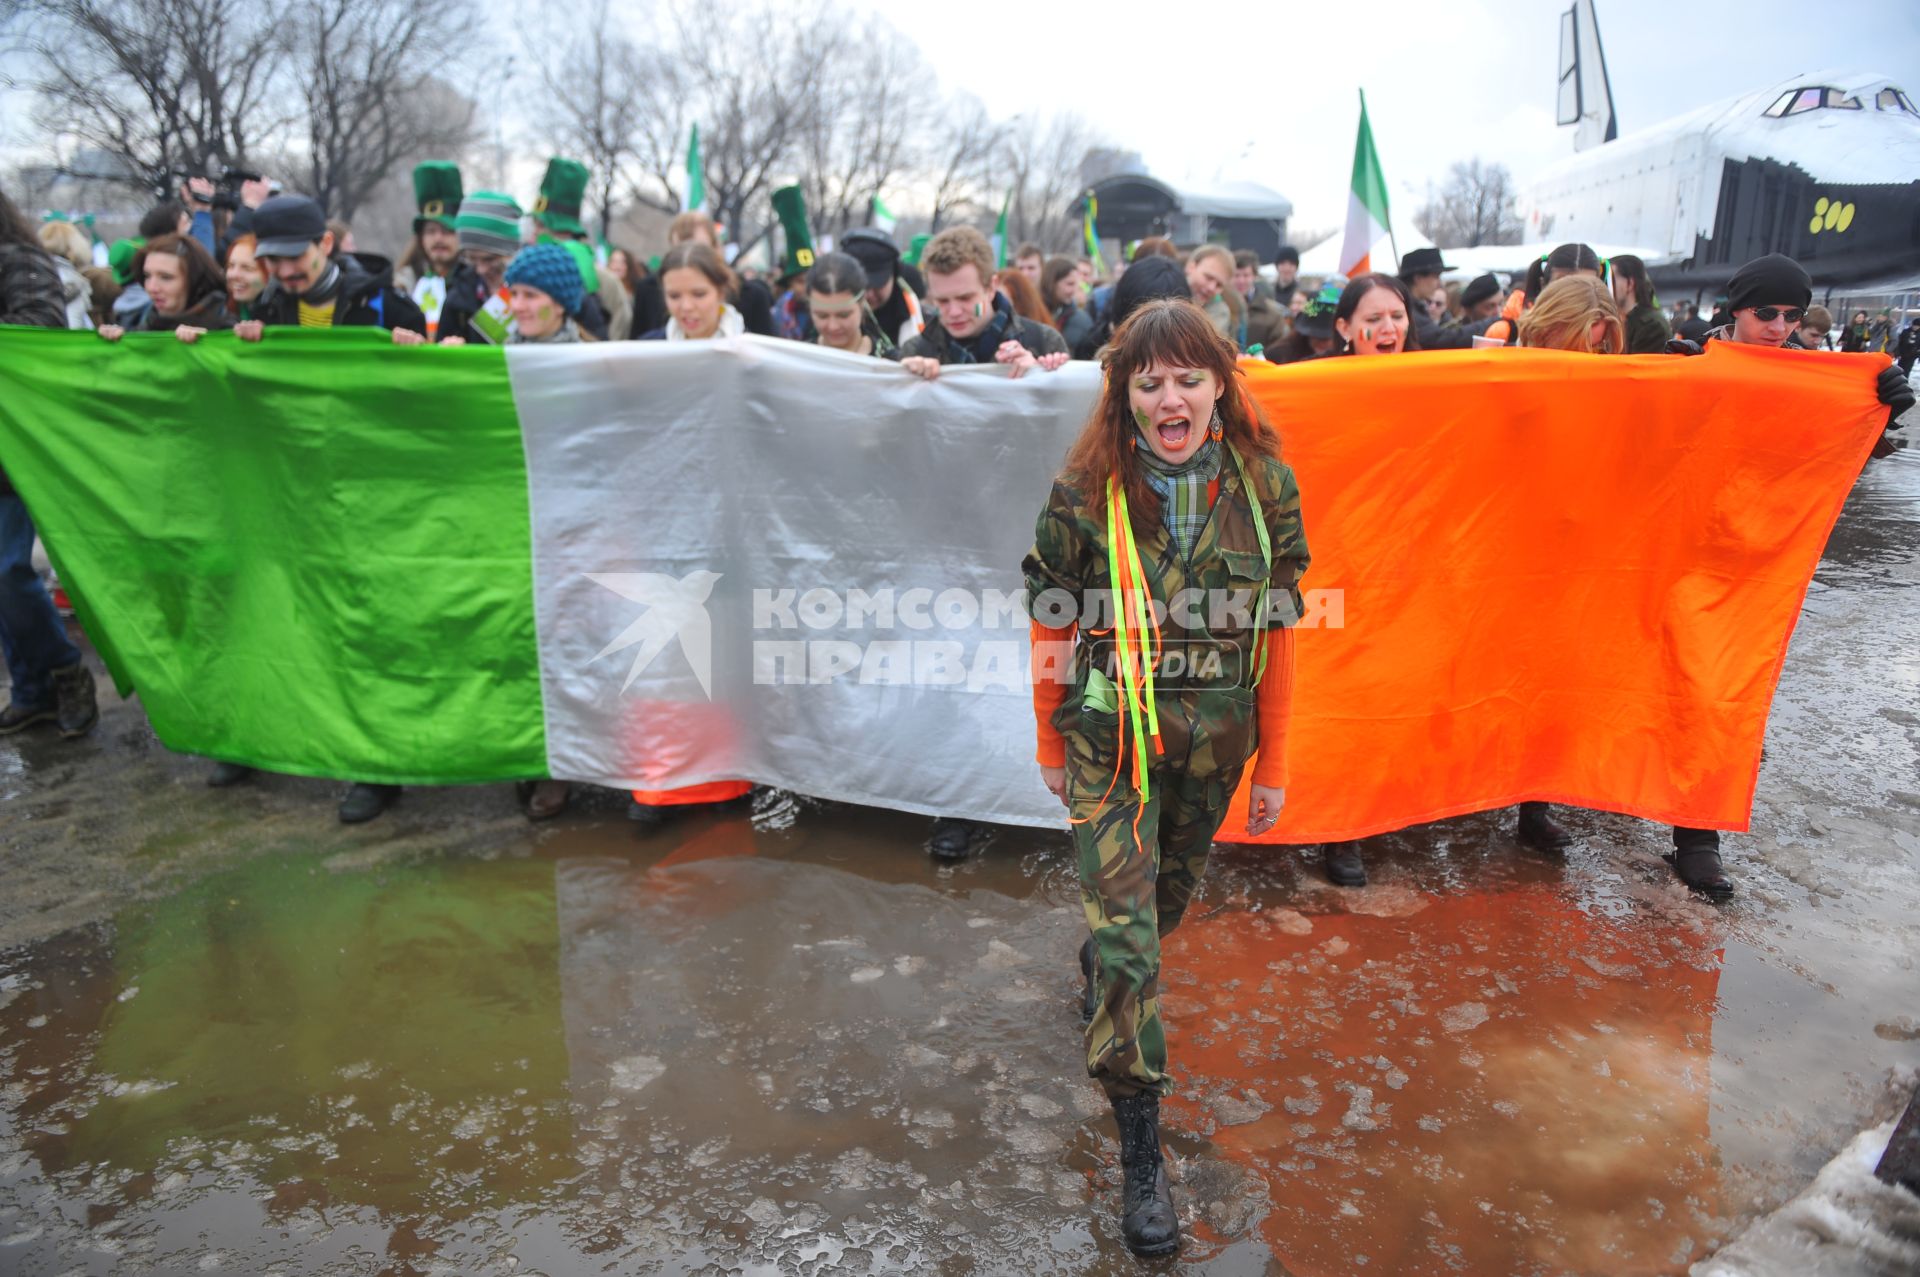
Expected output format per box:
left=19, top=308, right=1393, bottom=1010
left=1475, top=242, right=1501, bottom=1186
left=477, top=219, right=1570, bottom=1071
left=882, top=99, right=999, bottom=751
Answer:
left=456, top=191, right=524, bottom=256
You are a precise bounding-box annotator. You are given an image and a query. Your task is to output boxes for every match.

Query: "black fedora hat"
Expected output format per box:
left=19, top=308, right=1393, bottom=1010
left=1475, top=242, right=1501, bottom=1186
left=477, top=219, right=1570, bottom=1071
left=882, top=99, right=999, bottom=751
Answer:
left=1397, top=246, right=1454, bottom=277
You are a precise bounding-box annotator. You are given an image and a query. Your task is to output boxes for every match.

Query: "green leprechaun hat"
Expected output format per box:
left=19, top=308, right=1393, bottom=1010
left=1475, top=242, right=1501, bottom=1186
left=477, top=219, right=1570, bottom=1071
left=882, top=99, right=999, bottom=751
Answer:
left=412, top=161, right=464, bottom=233
left=532, top=158, right=590, bottom=236
left=771, top=184, right=815, bottom=281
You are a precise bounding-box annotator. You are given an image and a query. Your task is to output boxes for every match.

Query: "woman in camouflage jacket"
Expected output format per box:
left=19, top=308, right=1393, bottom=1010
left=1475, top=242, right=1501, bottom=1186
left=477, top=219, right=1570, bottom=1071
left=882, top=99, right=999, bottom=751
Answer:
left=1022, top=298, right=1309, bottom=1256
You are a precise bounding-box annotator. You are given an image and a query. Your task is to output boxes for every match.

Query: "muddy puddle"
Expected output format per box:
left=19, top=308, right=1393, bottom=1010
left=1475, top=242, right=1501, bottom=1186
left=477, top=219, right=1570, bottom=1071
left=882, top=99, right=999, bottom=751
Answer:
left=1, top=440, right=1917, bottom=1274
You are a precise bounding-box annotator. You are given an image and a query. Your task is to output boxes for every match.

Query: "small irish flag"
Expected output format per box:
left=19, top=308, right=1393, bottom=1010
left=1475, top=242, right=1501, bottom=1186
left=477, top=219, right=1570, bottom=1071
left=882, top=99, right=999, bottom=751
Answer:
left=991, top=190, right=1012, bottom=268
left=685, top=124, right=707, bottom=214
left=1338, top=91, right=1391, bottom=278
left=871, top=195, right=898, bottom=234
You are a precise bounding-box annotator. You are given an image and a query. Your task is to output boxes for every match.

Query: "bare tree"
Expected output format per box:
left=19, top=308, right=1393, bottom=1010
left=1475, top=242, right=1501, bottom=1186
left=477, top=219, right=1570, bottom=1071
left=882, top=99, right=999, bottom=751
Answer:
left=26, top=0, right=291, bottom=194
left=1002, top=113, right=1099, bottom=251
left=1415, top=158, right=1524, bottom=249
left=795, top=16, right=928, bottom=236
left=926, top=94, right=1005, bottom=233
left=294, top=0, right=479, bottom=221
left=524, top=0, right=648, bottom=238
left=661, top=0, right=841, bottom=253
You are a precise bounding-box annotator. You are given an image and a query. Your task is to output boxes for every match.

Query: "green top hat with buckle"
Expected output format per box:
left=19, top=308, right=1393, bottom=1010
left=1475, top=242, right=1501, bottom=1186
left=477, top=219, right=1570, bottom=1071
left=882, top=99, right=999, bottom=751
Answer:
left=532, top=158, right=590, bottom=236
left=771, top=184, right=815, bottom=281
left=411, top=161, right=464, bottom=233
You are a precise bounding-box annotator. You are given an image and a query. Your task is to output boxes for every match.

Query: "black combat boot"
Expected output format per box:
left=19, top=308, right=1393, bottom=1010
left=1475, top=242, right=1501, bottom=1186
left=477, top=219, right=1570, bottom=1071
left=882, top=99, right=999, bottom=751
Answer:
left=1109, top=1092, right=1178, bottom=1257
left=1322, top=842, right=1367, bottom=888
left=1078, top=936, right=1097, bottom=1024
left=338, top=782, right=399, bottom=824
left=927, top=816, right=978, bottom=862
left=1669, top=827, right=1733, bottom=900
left=52, top=662, right=97, bottom=738
left=627, top=796, right=670, bottom=833
left=1515, top=802, right=1572, bottom=851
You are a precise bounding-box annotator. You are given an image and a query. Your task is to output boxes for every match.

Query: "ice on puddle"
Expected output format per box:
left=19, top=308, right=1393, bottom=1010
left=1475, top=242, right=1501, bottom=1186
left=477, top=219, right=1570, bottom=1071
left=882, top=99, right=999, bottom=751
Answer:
left=609, top=1055, right=666, bottom=1092
left=1017, top=1094, right=1063, bottom=1119
left=1269, top=909, right=1314, bottom=935
left=1439, top=1002, right=1490, bottom=1033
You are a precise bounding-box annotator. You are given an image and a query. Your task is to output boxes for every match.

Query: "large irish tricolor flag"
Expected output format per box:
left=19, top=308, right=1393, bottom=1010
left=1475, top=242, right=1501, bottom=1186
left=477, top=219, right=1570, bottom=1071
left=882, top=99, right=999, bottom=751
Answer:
left=0, top=327, right=1891, bottom=841
left=1338, top=90, right=1393, bottom=278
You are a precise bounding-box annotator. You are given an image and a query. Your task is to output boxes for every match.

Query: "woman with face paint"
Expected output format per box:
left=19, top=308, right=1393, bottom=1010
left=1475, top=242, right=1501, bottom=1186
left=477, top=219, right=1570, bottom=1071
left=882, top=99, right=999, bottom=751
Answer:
left=434, top=244, right=595, bottom=819
left=1023, top=298, right=1309, bottom=1256
left=802, top=252, right=899, bottom=359
left=1331, top=272, right=1419, bottom=357
left=638, top=242, right=745, bottom=342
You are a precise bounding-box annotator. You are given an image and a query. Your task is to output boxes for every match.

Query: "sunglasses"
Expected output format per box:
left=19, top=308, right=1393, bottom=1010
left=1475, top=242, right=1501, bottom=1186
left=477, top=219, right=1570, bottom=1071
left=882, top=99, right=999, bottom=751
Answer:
left=1750, top=307, right=1807, bottom=323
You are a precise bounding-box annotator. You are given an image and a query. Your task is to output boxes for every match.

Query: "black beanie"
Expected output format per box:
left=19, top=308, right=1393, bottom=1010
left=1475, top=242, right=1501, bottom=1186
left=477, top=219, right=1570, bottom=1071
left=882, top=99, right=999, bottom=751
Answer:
left=1727, top=253, right=1811, bottom=313
left=1110, top=256, right=1190, bottom=329
left=1460, top=273, right=1501, bottom=311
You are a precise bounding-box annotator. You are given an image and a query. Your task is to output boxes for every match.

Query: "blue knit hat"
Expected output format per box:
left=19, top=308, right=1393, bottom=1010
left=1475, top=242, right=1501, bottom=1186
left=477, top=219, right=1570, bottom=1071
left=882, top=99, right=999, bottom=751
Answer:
left=503, top=242, right=585, bottom=317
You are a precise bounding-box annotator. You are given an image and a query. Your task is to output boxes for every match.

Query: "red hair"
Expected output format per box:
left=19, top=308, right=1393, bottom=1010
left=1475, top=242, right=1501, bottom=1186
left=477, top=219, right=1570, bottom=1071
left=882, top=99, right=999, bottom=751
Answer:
left=1061, top=298, right=1280, bottom=529
left=994, top=268, right=1053, bottom=328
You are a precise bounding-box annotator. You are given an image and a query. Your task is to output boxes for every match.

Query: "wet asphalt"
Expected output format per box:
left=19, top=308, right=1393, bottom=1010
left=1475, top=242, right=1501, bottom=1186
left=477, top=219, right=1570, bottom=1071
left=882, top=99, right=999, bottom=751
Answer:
left=0, top=426, right=1917, bottom=1275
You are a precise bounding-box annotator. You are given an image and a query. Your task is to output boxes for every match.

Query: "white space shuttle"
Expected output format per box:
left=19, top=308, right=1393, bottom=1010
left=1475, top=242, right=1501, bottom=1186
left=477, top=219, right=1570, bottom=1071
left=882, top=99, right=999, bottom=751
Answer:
left=1470, top=0, right=1920, bottom=296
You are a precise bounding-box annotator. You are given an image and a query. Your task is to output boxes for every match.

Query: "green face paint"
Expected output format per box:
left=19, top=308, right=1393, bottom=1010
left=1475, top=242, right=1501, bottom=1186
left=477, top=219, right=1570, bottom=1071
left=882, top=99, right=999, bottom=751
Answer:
left=1133, top=407, right=1153, bottom=432
left=539, top=304, right=553, bottom=321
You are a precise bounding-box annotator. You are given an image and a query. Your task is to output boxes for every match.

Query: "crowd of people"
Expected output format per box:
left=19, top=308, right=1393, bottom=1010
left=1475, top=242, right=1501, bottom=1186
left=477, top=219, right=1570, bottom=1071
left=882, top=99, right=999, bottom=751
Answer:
left=5, top=157, right=1919, bottom=1258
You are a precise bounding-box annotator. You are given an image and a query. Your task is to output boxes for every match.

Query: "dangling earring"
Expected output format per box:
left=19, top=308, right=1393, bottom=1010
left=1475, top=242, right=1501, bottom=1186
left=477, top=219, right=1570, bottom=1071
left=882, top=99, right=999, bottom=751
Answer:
left=1208, top=404, right=1224, bottom=441
left=1130, top=433, right=1139, bottom=450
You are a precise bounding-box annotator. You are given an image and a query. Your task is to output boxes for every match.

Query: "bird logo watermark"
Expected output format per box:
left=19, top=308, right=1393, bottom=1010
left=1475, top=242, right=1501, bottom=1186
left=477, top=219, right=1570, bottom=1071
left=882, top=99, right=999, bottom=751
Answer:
left=586, top=571, right=723, bottom=697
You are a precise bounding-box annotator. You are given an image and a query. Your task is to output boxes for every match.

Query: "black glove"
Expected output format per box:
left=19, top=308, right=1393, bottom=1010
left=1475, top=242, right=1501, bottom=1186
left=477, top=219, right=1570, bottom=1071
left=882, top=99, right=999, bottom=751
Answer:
left=1665, top=337, right=1704, bottom=357
left=1877, top=364, right=1915, bottom=428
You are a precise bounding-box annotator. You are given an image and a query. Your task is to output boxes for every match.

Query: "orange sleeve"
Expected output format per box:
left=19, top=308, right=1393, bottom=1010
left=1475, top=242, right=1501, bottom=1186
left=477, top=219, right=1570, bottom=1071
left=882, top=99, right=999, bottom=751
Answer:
left=1030, top=619, right=1077, bottom=767
left=1250, top=626, right=1296, bottom=789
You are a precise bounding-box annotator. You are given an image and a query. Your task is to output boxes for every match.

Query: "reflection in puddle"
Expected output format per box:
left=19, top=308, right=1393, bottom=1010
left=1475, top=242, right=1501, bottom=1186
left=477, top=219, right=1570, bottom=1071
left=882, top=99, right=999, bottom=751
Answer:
left=1166, top=880, right=1725, bottom=1274
left=0, top=828, right=1756, bottom=1275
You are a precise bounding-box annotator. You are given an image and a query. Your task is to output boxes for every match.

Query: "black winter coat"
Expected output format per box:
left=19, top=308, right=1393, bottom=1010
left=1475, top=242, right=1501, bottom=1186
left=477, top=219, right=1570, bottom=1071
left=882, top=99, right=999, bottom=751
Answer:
left=253, top=252, right=427, bottom=334
left=0, top=243, right=67, bottom=495
left=899, top=291, right=1068, bottom=365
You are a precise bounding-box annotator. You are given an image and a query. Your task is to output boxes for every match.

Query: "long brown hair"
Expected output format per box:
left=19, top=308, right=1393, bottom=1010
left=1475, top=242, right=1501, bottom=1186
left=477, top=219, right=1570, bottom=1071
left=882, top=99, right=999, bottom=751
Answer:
left=994, top=268, right=1052, bottom=328
left=1040, top=254, right=1078, bottom=319
left=1061, top=298, right=1280, bottom=529
left=133, top=232, right=225, bottom=312
left=659, top=240, right=735, bottom=295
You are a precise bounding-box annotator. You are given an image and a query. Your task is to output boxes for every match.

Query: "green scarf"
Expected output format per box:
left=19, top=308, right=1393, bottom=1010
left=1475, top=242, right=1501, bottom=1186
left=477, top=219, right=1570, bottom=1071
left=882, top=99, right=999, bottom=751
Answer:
left=1138, top=435, right=1221, bottom=561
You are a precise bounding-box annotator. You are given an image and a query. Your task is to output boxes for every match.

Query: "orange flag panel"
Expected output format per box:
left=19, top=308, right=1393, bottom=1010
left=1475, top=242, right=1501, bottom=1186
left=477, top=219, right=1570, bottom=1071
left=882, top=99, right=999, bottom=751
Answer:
left=1230, top=344, right=1889, bottom=843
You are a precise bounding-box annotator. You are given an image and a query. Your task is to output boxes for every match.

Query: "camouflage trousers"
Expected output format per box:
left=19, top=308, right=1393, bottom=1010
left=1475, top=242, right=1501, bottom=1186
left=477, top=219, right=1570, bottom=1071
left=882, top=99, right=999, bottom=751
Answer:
left=1069, top=761, right=1244, bottom=1099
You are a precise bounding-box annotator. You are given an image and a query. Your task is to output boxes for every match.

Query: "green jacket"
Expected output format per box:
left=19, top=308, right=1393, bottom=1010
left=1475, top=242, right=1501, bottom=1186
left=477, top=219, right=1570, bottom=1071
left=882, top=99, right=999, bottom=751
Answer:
left=1624, top=302, right=1672, bottom=354
left=1023, top=447, right=1309, bottom=787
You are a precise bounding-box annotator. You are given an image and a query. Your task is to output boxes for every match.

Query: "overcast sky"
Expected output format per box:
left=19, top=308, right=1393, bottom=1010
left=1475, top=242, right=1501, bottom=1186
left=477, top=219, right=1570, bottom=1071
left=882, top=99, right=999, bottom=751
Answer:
left=5, top=0, right=1916, bottom=238
left=859, top=0, right=1920, bottom=234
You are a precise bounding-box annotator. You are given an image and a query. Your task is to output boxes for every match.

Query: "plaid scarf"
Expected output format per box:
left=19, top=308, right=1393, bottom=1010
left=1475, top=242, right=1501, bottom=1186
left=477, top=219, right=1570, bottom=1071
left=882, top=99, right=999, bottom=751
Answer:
left=1138, top=436, right=1221, bottom=561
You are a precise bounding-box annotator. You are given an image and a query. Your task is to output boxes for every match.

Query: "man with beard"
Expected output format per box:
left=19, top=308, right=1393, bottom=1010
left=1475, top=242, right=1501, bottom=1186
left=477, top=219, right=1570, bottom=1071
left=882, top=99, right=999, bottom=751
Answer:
left=231, top=193, right=427, bottom=823
left=394, top=161, right=464, bottom=340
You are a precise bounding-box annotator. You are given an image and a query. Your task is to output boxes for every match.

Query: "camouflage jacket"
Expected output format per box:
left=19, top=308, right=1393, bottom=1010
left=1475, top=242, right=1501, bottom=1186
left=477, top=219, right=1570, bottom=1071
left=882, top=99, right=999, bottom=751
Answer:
left=1022, top=447, right=1309, bottom=787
